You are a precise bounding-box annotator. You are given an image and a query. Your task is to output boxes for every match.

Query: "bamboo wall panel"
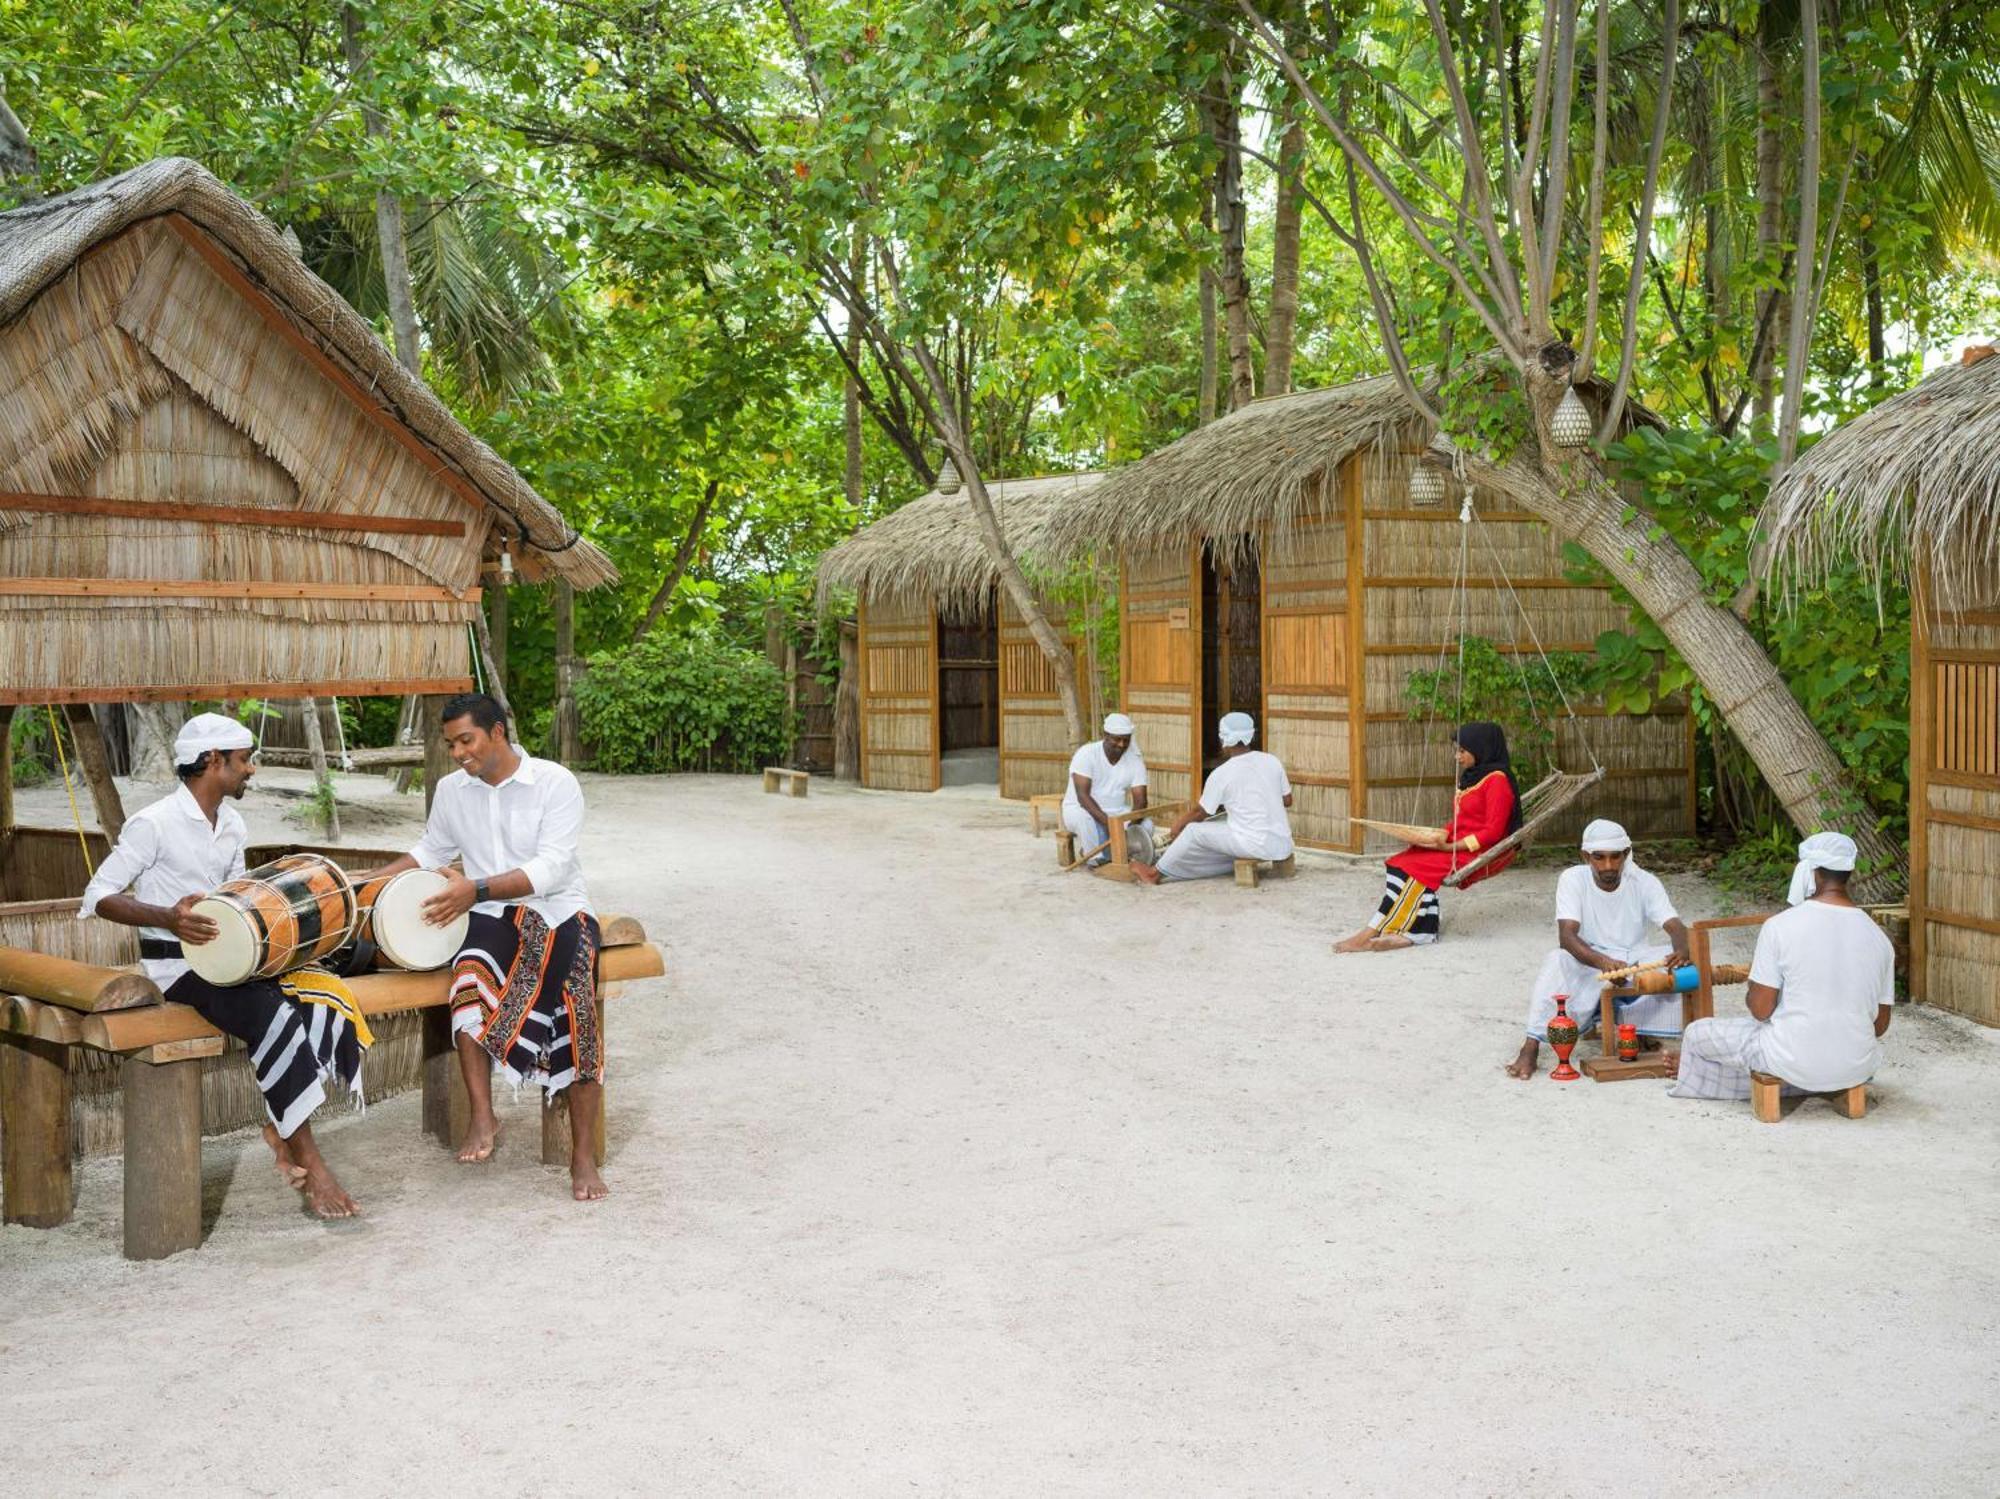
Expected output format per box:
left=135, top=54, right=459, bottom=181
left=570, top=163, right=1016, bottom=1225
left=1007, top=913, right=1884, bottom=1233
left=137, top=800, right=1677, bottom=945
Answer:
left=1926, top=822, right=2000, bottom=926
left=1922, top=924, right=2000, bottom=1027
left=1121, top=544, right=1198, bottom=794
left=998, top=593, right=1083, bottom=800
left=1364, top=585, right=1628, bottom=646
left=1930, top=658, right=2000, bottom=780
left=1, top=828, right=113, bottom=904
left=1261, top=519, right=1344, bottom=591
left=1264, top=715, right=1350, bottom=779
left=859, top=591, right=938, bottom=791
left=1126, top=619, right=1183, bottom=687
left=1263, top=488, right=1354, bottom=849
left=1289, top=782, right=1349, bottom=842
left=1365, top=716, right=1689, bottom=782
left=1365, top=516, right=1568, bottom=577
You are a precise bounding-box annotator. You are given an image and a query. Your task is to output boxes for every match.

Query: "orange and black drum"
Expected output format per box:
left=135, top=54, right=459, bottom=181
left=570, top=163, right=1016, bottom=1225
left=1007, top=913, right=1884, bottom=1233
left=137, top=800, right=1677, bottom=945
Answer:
left=183, top=853, right=357, bottom=985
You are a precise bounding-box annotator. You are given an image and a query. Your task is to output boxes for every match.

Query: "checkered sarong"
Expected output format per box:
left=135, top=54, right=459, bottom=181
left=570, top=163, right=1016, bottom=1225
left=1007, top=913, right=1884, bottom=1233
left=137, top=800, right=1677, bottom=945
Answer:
left=1669, top=1016, right=1778, bottom=1100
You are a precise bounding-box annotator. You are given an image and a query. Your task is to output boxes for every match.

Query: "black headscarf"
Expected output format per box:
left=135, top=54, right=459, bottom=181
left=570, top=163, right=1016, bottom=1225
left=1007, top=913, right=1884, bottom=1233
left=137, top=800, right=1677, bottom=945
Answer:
left=1456, top=721, right=1523, bottom=834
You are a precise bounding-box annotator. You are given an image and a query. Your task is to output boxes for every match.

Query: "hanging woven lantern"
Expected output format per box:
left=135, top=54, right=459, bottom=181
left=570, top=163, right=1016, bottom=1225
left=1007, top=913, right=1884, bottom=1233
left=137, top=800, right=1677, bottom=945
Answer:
left=1550, top=386, right=1593, bottom=448
left=936, top=454, right=962, bottom=494
left=1408, top=463, right=1447, bottom=508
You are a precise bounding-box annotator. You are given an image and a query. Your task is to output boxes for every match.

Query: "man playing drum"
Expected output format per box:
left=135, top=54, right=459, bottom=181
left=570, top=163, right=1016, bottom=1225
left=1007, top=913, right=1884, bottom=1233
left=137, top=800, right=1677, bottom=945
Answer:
left=365, top=694, right=607, bottom=1201
left=81, top=713, right=369, bottom=1218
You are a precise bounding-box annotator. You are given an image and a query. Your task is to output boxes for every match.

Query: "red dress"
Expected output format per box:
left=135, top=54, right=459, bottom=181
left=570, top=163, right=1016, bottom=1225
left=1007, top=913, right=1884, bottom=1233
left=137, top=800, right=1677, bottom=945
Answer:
left=1384, top=770, right=1519, bottom=891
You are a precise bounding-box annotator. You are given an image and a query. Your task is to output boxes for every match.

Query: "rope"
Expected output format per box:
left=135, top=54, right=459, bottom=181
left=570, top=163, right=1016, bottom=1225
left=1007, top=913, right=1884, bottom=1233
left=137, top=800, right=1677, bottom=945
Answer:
left=44, top=705, right=96, bottom=876
left=1467, top=506, right=1602, bottom=773
left=468, top=621, right=487, bottom=693
left=1407, top=493, right=1472, bottom=824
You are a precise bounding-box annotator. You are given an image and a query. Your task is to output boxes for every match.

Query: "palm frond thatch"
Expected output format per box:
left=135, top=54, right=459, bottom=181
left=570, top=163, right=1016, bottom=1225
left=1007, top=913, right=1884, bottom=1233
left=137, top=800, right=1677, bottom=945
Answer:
left=0, top=158, right=614, bottom=589
left=1762, top=353, right=2000, bottom=609
left=817, top=472, right=1102, bottom=616
left=1040, top=375, right=1418, bottom=556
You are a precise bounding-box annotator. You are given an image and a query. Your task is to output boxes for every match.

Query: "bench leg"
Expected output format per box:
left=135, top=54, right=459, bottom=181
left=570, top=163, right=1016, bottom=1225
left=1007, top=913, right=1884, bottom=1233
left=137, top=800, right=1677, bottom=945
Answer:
left=1056, top=831, right=1077, bottom=867
left=789, top=775, right=807, bottom=798
left=1750, top=1072, right=1783, bottom=1124
left=540, top=997, right=608, bottom=1168
left=421, top=1007, right=469, bottom=1150
left=1, top=1032, right=73, bottom=1228
left=1832, top=1084, right=1867, bottom=1119
left=122, top=1054, right=202, bottom=1260
left=1269, top=855, right=1296, bottom=879
left=1234, top=859, right=1259, bottom=888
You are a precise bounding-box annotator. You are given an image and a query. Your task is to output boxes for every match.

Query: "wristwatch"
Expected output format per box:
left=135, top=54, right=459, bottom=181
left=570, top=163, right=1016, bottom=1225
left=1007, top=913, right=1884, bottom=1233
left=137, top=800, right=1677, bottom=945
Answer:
left=473, top=877, right=490, bottom=904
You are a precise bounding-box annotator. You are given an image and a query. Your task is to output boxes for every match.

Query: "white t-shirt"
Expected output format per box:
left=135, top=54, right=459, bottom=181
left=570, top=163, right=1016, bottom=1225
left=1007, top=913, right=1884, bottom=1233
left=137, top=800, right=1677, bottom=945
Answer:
left=1749, top=901, right=1893, bottom=1091
left=1062, top=740, right=1148, bottom=819
left=1198, top=750, right=1294, bottom=860
left=1553, top=862, right=1678, bottom=963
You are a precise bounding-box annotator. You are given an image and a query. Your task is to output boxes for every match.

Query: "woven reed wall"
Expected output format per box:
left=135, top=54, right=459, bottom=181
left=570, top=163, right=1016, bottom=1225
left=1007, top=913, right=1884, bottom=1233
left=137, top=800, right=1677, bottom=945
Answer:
left=0, top=899, right=137, bottom=966
left=1361, top=767, right=1689, bottom=856
left=996, top=594, right=1084, bottom=801
left=1922, top=923, right=1999, bottom=1027
left=1122, top=542, right=1198, bottom=791
left=1, top=826, right=113, bottom=904
left=84, top=381, right=298, bottom=506
left=1262, top=488, right=1353, bottom=847
left=1919, top=779, right=2000, bottom=1023
left=1363, top=584, right=1628, bottom=648
left=1366, top=716, right=1688, bottom=782
left=860, top=590, right=936, bottom=791
left=1364, top=515, right=1568, bottom=577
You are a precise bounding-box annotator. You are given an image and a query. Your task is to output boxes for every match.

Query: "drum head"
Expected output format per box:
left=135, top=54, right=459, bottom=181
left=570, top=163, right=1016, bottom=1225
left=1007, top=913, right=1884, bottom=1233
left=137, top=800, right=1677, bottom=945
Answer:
left=370, top=869, right=467, bottom=971
left=183, top=899, right=259, bottom=985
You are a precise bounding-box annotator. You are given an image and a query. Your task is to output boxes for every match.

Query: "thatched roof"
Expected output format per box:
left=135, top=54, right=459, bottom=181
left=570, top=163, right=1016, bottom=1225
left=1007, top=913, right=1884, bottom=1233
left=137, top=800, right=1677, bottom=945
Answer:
left=0, top=158, right=614, bottom=588
left=1763, top=351, right=2000, bottom=607
left=817, top=471, right=1102, bottom=614
left=1042, top=375, right=1416, bottom=554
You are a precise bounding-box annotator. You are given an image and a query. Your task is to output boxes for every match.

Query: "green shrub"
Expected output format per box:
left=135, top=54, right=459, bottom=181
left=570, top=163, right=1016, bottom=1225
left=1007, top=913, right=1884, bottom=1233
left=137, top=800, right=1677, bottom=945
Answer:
left=575, top=632, right=790, bottom=774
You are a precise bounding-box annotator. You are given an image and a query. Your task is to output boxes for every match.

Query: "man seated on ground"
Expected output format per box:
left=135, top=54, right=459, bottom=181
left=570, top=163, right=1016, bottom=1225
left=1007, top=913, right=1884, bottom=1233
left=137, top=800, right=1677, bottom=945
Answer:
left=1133, top=712, right=1292, bottom=885
left=81, top=714, right=368, bottom=1218
left=1505, top=819, right=1690, bottom=1079
left=1666, top=832, right=1893, bottom=1104
left=1061, top=712, right=1151, bottom=867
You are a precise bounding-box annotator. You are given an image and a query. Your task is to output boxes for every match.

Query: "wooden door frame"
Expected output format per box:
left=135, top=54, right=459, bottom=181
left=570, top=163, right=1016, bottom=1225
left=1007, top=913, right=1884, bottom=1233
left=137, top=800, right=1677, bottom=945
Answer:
left=855, top=590, right=942, bottom=792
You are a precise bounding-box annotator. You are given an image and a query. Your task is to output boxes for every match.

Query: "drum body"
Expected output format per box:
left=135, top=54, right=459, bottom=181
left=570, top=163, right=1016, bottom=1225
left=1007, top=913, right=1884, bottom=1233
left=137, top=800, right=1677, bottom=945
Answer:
left=354, top=868, right=468, bottom=971
left=185, top=853, right=357, bottom=986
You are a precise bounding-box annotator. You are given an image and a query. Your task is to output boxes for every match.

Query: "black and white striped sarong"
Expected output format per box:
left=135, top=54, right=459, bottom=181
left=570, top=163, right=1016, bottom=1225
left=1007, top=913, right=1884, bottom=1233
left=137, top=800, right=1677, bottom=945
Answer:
left=1369, top=869, right=1442, bottom=944
left=448, top=907, right=602, bottom=1096
left=165, top=969, right=371, bottom=1137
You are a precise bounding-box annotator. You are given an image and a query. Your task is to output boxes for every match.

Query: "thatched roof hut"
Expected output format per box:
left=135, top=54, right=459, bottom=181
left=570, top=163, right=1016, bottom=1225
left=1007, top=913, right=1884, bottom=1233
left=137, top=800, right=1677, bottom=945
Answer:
left=0, top=157, right=614, bottom=710
left=818, top=472, right=1104, bottom=797
left=1762, top=349, right=2000, bottom=1025
left=1040, top=376, right=1694, bottom=853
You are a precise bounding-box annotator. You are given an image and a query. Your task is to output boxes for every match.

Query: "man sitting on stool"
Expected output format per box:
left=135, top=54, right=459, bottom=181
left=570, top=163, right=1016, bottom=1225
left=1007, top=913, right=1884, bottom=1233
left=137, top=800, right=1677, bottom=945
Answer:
left=1666, top=832, right=1892, bottom=1104
left=1133, top=712, right=1293, bottom=885
left=1505, top=819, right=1689, bottom=1079
left=1061, top=712, right=1150, bottom=867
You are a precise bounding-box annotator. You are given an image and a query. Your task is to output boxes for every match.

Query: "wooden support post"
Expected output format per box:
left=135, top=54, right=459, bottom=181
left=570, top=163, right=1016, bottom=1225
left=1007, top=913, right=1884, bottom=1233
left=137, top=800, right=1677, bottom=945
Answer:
left=299, top=695, right=341, bottom=842
left=553, top=580, right=581, bottom=765
left=0, top=702, right=14, bottom=831
left=540, top=996, right=608, bottom=1167
left=834, top=620, right=860, bottom=782
left=420, top=1005, right=469, bottom=1149
left=1, top=1032, right=73, bottom=1227
left=63, top=702, right=124, bottom=840
left=489, top=584, right=509, bottom=703
left=421, top=693, right=453, bottom=815
left=122, top=1054, right=203, bottom=1260
left=391, top=693, right=419, bottom=790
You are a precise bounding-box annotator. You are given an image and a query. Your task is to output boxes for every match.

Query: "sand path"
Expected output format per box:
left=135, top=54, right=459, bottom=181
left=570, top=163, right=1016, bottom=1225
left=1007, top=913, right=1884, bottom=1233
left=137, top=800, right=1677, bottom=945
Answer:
left=2, top=770, right=1995, bottom=1496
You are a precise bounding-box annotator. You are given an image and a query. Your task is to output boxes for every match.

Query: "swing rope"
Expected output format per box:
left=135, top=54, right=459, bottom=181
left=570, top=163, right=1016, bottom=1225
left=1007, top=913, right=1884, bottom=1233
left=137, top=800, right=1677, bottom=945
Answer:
left=44, top=705, right=96, bottom=877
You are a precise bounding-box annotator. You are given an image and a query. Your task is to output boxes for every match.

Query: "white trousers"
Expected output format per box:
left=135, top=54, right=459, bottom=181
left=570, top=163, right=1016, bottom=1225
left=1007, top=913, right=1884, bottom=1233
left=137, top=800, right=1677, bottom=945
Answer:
left=1154, top=820, right=1270, bottom=881
left=1062, top=805, right=1153, bottom=866
left=1523, top=943, right=1680, bottom=1041
left=1669, top=1016, right=1777, bottom=1100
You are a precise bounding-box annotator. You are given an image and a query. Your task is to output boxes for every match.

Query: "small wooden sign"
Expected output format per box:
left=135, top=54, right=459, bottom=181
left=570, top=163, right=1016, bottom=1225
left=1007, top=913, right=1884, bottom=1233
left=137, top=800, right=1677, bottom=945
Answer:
left=1167, top=607, right=1190, bottom=630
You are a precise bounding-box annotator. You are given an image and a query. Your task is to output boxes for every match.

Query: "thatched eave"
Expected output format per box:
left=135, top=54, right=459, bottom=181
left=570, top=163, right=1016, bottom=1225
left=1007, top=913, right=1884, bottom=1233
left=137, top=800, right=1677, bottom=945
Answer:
left=1762, top=352, right=2000, bottom=609
left=0, top=158, right=616, bottom=589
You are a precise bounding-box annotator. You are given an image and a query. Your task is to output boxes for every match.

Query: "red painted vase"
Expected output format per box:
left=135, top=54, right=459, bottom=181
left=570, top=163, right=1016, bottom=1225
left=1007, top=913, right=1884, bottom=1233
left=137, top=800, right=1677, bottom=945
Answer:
left=1546, top=994, right=1581, bottom=1081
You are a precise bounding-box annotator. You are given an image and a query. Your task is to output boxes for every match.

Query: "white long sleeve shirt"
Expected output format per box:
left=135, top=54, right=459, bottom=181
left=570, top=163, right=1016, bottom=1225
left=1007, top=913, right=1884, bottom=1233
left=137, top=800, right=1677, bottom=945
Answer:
left=407, top=755, right=593, bottom=928
left=78, top=785, right=249, bottom=987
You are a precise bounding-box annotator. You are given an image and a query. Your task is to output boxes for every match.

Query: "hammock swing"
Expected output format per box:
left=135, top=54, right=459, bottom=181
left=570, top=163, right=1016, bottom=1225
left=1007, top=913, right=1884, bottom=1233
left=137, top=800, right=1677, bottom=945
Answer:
left=1397, top=484, right=1605, bottom=888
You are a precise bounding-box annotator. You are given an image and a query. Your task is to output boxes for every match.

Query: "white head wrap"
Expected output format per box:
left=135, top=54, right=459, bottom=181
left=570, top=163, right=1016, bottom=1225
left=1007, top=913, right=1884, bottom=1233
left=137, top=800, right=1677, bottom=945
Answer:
left=1579, top=819, right=1631, bottom=853
left=173, top=712, right=254, bottom=768
left=1787, top=831, right=1858, bottom=905
left=1102, top=712, right=1136, bottom=737
left=1218, top=711, right=1256, bottom=748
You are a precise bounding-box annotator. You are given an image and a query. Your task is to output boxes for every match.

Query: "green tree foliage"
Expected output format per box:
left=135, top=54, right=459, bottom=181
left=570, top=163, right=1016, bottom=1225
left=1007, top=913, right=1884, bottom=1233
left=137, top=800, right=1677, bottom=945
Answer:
left=574, top=633, right=789, bottom=775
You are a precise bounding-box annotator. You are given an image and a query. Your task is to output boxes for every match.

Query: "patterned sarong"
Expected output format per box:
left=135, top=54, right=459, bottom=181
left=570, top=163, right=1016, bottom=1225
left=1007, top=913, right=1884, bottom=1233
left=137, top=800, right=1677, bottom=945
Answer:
left=166, top=966, right=372, bottom=1138
left=1369, top=868, right=1442, bottom=944
left=449, top=907, right=602, bottom=1095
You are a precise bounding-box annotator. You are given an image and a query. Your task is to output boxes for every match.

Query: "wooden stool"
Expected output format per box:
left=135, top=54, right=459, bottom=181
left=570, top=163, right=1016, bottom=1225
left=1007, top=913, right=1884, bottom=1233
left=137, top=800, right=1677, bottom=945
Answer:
left=1751, top=1071, right=1867, bottom=1123
left=1029, top=793, right=1063, bottom=836
left=1233, top=854, right=1296, bottom=888
left=1055, top=831, right=1078, bottom=867
left=762, top=766, right=809, bottom=797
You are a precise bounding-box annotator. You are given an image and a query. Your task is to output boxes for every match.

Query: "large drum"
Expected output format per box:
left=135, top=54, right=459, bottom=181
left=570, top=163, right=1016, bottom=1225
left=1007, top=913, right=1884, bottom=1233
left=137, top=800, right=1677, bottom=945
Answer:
left=352, top=868, right=468, bottom=971
left=184, top=853, right=357, bottom=986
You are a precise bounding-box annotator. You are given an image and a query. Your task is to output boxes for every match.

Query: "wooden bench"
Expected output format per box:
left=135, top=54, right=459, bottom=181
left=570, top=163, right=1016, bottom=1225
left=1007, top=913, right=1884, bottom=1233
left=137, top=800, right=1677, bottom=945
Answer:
left=1233, top=855, right=1297, bottom=888
left=1029, top=793, right=1063, bottom=836
left=0, top=920, right=664, bottom=1259
left=1751, top=1071, right=1867, bottom=1123
left=762, top=766, right=809, bottom=797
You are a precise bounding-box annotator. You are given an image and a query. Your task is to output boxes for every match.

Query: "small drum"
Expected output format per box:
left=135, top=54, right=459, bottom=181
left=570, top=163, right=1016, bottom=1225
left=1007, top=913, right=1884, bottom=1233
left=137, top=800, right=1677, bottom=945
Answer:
left=352, top=868, right=467, bottom=971
left=184, top=853, right=357, bottom=986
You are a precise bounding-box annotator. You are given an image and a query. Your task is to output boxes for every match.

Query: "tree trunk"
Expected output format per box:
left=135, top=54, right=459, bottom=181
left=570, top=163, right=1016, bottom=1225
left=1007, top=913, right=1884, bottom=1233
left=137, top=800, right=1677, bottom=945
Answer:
left=1198, top=258, right=1220, bottom=424
left=1750, top=15, right=1783, bottom=436
left=633, top=478, right=719, bottom=642
left=125, top=702, right=185, bottom=782
left=844, top=229, right=866, bottom=506
left=62, top=704, right=123, bottom=841
left=834, top=619, right=860, bottom=782
left=488, top=585, right=509, bottom=696
left=1214, top=72, right=1257, bottom=411
left=0, top=704, right=14, bottom=831
left=342, top=6, right=421, bottom=376
left=299, top=695, right=341, bottom=842
left=391, top=692, right=419, bottom=792
left=420, top=694, right=452, bottom=814
left=552, top=580, right=582, bottom=765
left=471, top=607, right=513, bottom=729
left=1860, top=229, right=1887, bottom=387
left=0, top=80, right=38, bottom=194
left=1264, top=111, right=1305, bottom=398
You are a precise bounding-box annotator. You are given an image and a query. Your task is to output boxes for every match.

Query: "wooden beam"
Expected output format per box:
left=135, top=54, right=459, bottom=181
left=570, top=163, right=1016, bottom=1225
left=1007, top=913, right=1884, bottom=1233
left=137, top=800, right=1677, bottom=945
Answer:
left=0, top=677, right=474, bottom=708
left=1, top=1032, right=73, bottom=1227
left=0, top=491, right=464, bottom=538
left=122, top=1054, right=203, bottom=1260
left=0, top=945, right=165, bottom=1013
left=62, top=704, right=124, bottom=841
left=0, top=579, right=479, bottom=603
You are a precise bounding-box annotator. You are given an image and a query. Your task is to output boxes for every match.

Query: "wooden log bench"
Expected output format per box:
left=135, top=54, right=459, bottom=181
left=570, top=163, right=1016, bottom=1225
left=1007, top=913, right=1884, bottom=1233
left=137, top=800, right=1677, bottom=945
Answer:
left=762, top=766, right=809, bottom=797
left=1751, top=1071, right=1867, bottom=1123
left=0, top=919, right=664, bottom=1259
left=1233, top=855, right=1297, bottom=889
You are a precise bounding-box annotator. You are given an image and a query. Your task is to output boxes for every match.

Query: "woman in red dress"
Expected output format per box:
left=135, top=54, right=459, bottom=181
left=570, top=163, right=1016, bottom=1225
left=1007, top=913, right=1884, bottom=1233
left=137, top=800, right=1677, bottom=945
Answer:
left=1334, top=721, right=1522, bottom=953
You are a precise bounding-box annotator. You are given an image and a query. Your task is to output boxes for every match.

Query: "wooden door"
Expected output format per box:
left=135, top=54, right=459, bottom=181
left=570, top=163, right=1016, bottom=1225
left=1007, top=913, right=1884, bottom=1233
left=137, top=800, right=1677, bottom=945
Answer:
left=1119, top=543, right=1202, bottom=809
left=998, top=594, right=1080, bottom=799
left=1261, top=462, right=1358, bottom=849
left=858, top=591, right=939, bottom=791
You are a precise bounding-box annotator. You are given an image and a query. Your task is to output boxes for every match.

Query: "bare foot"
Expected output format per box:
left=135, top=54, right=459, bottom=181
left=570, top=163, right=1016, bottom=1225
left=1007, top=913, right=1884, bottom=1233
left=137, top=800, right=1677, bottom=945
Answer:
left=571, top=1159, right=609, bottom=1202
left=457, top=1116, right=499, bottom=1164
left=262, top=1124, right=308, bottom=1189
left=1332, top=929, right=1377, bottom=953
left=302, top=1164, right=360, bottom=1219
left=1363, top=935, right=1414, bottom=953
left=1130, top=862, right=1162, bottom=886
left=1504, top=1040, right=1540, bottom=1080
left=1660, top=1050, right=1681, bottom=1078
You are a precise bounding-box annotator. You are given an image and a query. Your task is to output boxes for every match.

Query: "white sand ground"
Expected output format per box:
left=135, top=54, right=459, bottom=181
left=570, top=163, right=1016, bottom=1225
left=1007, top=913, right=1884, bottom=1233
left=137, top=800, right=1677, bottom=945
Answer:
left=2, top=768, right=1997, bottom=1497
